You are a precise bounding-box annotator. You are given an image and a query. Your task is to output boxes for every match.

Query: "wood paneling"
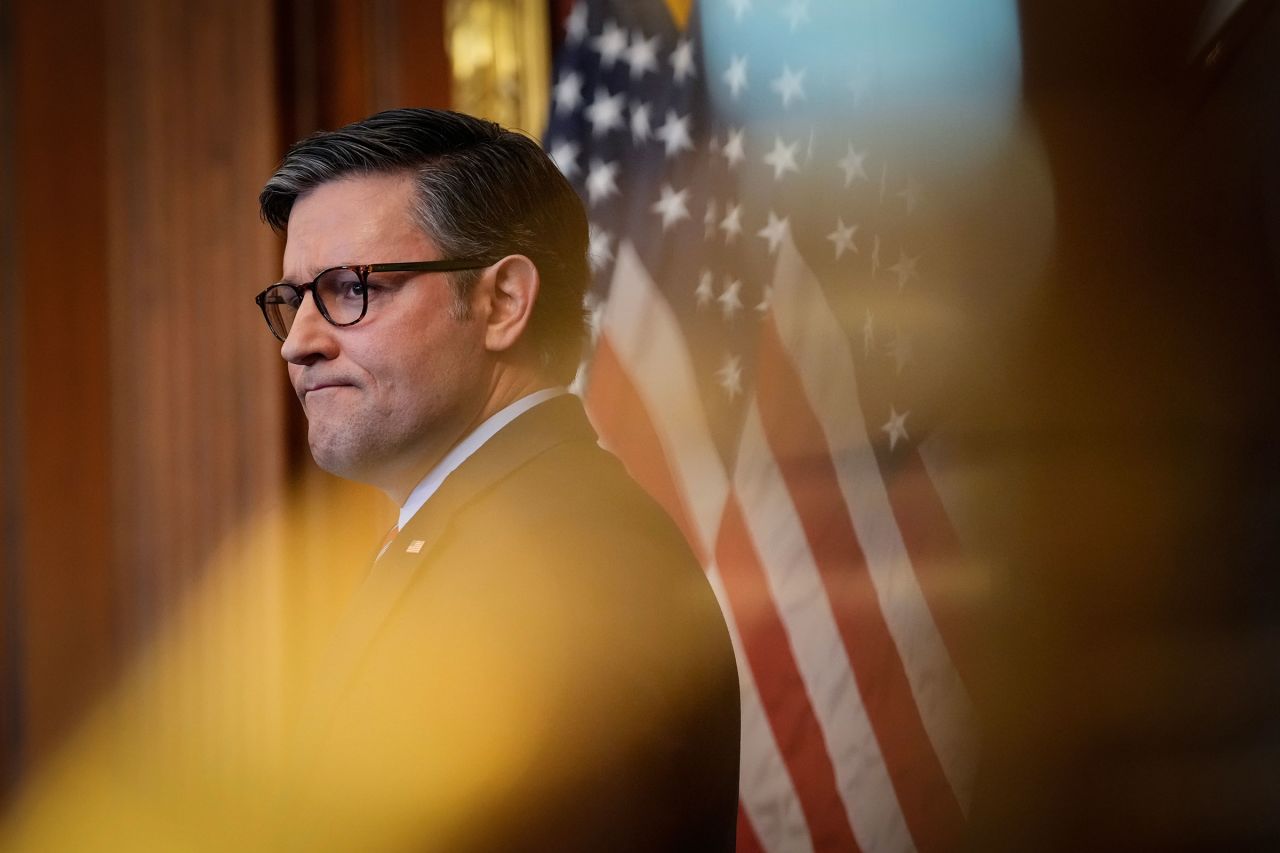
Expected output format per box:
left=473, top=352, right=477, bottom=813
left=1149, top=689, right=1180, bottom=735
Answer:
left=1, top=0, right=286, bottom=793
left=394, top=0, right=453, bottom=112
left=105, top=0, right=284, bottom=647
left=10, top=0, right=115, bottom=771
left=0, top=0, right=22, bottom=798
left=276, top=0, right=452, bottom=146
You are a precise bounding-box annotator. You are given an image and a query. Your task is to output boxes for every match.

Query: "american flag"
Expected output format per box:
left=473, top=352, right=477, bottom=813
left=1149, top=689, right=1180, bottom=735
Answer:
left=546, top=1, right=981, bottom=849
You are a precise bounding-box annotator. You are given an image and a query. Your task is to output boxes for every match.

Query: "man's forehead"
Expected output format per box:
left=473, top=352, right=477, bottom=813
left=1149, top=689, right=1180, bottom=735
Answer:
left=281, top=173, right=433, bottom=277
left=288, top=172, right=419, bottom=232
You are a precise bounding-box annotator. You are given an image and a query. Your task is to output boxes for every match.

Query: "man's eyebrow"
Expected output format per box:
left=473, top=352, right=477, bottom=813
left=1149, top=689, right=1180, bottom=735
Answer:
left=275, top=266, right=330, bottom=286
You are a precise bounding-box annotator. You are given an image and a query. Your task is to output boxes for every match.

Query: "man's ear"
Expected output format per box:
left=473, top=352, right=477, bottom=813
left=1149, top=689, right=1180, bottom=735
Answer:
left=481, top=254, right=539, bottom=354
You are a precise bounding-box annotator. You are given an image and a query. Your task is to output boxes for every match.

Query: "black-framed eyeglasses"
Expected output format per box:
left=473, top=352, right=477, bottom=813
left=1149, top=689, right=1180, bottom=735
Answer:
left=254, top=259, right=496, bottom=342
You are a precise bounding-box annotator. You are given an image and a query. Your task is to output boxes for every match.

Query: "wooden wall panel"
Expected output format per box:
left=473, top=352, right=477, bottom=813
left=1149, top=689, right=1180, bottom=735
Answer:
left=276, top=0, right=452, bottom=158
left=105, top=0, right=284, bottom=647
left=0, top=0, right=22, bottom=798
left=388, top=0, right=453, bottom=113
left=0, top=0, right=287, bottom=795
left=9, top=0, right=115, bottom=772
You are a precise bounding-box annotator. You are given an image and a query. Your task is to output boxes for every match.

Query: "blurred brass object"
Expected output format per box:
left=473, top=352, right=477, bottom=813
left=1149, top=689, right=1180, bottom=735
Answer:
left=446, top=0, right=550, bottom=137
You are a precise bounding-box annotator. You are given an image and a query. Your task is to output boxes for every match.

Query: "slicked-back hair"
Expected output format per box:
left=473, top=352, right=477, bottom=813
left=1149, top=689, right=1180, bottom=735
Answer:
left=260, top=108, right=589, bottom=382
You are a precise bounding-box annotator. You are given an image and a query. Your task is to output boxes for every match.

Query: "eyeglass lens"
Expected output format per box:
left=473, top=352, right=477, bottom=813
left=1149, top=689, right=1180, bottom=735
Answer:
left=261, top=268, right=367, bottom=340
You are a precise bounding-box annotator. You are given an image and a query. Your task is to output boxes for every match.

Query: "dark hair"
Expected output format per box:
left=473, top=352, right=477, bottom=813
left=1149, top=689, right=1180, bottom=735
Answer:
left=260, top=108, right=589, bottom=381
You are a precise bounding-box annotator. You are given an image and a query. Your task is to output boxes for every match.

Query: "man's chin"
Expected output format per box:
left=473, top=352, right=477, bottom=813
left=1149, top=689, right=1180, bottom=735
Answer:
left=307, top=435, right=370, bottom=482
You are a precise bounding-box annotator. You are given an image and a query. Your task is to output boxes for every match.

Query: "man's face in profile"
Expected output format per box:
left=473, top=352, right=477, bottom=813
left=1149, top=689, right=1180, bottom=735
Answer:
left=278, top=171, right=490, bottom=487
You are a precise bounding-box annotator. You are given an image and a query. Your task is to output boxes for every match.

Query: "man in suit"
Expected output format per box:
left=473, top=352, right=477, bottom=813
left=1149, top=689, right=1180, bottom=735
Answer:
left=253, top=108, right=740, bottom=852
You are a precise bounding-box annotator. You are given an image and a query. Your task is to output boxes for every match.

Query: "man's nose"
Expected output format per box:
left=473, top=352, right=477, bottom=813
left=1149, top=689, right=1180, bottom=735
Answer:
left=280, top=291, right=338, bottom=365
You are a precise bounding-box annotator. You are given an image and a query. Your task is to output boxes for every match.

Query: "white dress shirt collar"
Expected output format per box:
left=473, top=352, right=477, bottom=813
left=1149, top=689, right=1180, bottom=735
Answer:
left=397, top=386, right=568, bottom=530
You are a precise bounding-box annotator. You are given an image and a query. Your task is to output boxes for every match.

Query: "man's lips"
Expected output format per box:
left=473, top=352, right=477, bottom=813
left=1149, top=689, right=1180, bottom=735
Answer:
left=300, top=380, right=357, bottom=397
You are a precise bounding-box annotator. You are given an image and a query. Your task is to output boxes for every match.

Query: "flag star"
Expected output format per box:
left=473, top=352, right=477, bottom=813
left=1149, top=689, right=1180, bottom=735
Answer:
left=624, top=31, right=660, bottom=79
left=548, top=139, right=580, bottom=179
left=723, top=55, right=748, bottom=99
left=887, top=329, right=913, bottom=374
left=756, top=285, right=772, bottom=314
left=585, top=87, right=625, bottom=137
left=655, top=109, right=694, bottom=158
left=863, top=309, right=875, bottom=355
left=591, top=20, right=628, bottom=69
left=671, top=38, right=696, bottom=84
left=889, top=250, right=919, bottom=290
left=695, top=270, right=715, bottom=308
left=718, top=278, right=743, bottom=320
left=553, top=70, right=584, bottom=115
left=771, top=66, right=806, bottom=108
left=827, top=217, right=858, bottom=259
left=651, top=183, right=691, bottom=230
left=882, top=407, right=910, bottom=451
left=587, top=224, right=614, bottom=273
left=704, top=198, right=718, bottom=239
left=782, top=0, right=811, bottom=30
left=757, top=211, right=790, bottom=254
left=565, top=4, right=588, bottom=44
left=727, top=0, right=752, bottom=22
left=719, top=202, right=743, bottom=242
left=762, top=136, right=800, bottom=180
left=630, top=101, right=652, bottom=143
left=585, top=158, right=620, bottom=205
left=722, top=127, right=746, bottom=168
left=837, top=143, right=868, bottom=186
left=899, top=176, right=921, bottom=215
left=716, top=354, right=744, bottom=400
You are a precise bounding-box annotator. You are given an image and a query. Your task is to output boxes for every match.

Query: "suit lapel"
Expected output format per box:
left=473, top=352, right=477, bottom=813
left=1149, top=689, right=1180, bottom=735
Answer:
left=301, top=395, right=596, bottom=744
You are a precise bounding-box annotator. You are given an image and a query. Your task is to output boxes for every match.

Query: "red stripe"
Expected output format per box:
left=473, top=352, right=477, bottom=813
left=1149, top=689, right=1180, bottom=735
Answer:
left=585, top=337, right=707, bottom=564
left=882, top=448, right=975, bottom=686
left=756, top=317, right=964, bottom=852
left=588, top=331, right=857, bottom=852
left=736, top=801, right=766, bottom=853
left=717, top=498, right=862, bottom=853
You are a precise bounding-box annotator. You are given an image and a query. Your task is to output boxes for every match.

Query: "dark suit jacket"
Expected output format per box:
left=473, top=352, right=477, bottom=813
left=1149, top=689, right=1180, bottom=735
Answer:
left=288, top=395, right=740, bottom=853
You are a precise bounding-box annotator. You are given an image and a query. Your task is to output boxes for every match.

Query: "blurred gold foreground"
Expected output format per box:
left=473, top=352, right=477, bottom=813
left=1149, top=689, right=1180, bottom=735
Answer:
left=0, top=476, right=731, bottom=852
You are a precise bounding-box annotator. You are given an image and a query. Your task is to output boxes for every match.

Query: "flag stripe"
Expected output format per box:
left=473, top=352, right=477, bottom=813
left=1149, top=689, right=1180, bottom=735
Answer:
left=588, top=340, right=815, bottom=853
left=736, top=802, right=767, bottom=853
left=756, top=315, right=965, bottom=853
left=709, top=565, right=817, bottom=853
left=587, top=250, right=815, bottom=852
left=735, top=400, right=915, bottom=853
left=599, top=241, right=729, bottom=548
left=587, top=337, right=704, bottom=560
left=880, top=447, right=975, bottom=687
left=716, top=497, right=863, bottom=853
left=768, top=235, right=976, bottom=810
